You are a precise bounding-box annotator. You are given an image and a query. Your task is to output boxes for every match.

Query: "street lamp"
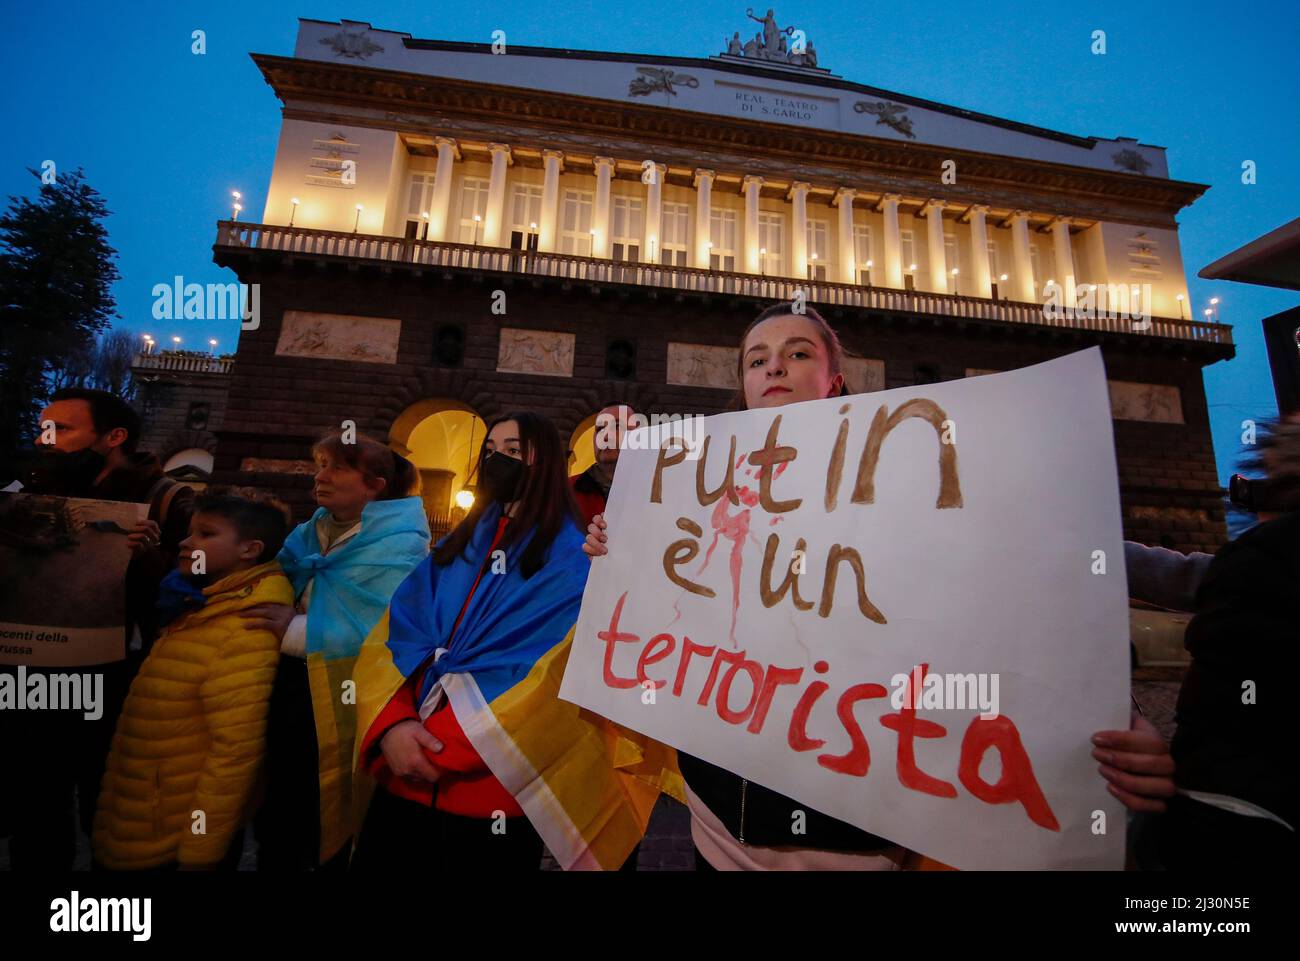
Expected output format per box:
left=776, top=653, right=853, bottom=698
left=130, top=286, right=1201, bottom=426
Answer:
left=421, top=211, right=430, bottom=240
left=529, top=221, right=538, bottom=252
left=353, top=203, right=363, bottom=233
left=289, top=197, right=300, bottom=227
left=142, top=334, right=155, bottom=355
left=172, top=336, right=182, bottom=349
left=472, top=213, right=482, bottom=246
left=648, top=235, right=657, bottom=264
left=950, top=266, right=960, bottom=295
left=1210, top=296, right=1220, bottom=322
left=231, top=191, right=241, bottom=221
left=1176, top=293, right=1186, bottom=320
left=809, top=250, right=818, bottom=280
left=760, top=247, right=767, bottom=277
left=208, top=338, right=218, bottom=355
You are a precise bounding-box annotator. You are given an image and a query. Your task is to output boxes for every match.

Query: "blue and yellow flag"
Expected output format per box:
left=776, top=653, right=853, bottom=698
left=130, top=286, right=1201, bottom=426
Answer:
left=279, top=496, right=430, bottom=862
left=352, top=503, right=681, bottom=870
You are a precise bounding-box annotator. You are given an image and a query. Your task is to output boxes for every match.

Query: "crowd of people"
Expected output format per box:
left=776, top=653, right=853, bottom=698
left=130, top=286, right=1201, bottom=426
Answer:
left=1, top=300, right=1294, bottom=871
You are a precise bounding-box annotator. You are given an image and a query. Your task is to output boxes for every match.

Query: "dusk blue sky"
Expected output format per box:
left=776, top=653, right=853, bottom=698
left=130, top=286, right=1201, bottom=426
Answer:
left=5, top=1, right=1297, bottom=484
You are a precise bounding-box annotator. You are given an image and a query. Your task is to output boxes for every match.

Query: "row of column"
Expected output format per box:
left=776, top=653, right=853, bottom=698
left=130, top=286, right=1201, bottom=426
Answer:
left=417, top=137, right=1077, bottom=300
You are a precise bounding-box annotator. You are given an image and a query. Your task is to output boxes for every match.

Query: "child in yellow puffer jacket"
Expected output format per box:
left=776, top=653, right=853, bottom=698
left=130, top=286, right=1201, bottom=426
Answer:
left=92, top=491, right=294, bottom=870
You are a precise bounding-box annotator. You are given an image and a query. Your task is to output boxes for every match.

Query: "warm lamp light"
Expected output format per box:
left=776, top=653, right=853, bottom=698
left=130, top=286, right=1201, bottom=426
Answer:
left=455, top=489, right=475, bottom=510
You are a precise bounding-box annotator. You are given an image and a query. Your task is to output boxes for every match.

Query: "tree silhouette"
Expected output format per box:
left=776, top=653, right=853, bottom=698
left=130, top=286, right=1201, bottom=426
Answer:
left=0, top=167, right=120, bottom=463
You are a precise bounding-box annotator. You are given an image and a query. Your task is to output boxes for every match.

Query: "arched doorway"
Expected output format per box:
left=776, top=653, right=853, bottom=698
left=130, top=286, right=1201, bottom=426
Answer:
left=389, top=399, right=487, bottom=539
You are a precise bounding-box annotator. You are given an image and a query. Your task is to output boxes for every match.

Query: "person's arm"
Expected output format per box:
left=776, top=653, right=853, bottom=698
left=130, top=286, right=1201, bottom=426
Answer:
left=280, top=613, right=308, bottom=656
left=421, top=701, right=492, bottom=774
left=1123, top=541, right=1214, bottom=612
left=358, top=678, right=422, bottom=776
left=176, top=627, right=279, bottom=867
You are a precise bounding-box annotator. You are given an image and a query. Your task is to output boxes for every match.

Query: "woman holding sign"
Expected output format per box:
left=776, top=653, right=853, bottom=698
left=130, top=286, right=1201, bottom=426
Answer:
left=350, top=412, right=678, bottom=871
left=584, top=303, right=1175, bottom=870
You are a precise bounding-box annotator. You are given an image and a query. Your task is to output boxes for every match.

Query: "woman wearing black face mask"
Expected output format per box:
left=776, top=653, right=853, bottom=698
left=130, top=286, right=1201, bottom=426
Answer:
left=350, top=411, right=676, bottom=872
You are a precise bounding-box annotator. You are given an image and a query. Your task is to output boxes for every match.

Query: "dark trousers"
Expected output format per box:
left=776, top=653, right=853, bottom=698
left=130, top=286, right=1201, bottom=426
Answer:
left=0, top=660, right=133, bottom=870
left=255, top=656, right=343, bottom=870
left=351, top=787, right=544, bottom=873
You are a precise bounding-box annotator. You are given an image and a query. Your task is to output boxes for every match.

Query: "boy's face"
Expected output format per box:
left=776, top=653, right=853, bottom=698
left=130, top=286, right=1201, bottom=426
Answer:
left=178, top=512, right=263, bottom=581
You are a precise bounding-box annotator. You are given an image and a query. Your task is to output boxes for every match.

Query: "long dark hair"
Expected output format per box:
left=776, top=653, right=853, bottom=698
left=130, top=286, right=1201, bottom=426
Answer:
left=431, top=411, right=581, bottom=578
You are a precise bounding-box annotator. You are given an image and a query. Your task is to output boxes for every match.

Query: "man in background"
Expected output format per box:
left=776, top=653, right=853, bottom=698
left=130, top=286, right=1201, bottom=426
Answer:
left=0, top=387, right=193, bottom=869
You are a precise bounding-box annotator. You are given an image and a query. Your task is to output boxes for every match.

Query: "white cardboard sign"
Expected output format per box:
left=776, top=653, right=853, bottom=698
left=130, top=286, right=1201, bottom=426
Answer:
left=559, top=348, right=1130, bottom=870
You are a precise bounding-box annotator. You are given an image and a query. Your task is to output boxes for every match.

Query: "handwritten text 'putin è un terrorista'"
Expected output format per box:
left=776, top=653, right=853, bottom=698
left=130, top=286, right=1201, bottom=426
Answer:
left=600, top=398, right=1063, bottom=833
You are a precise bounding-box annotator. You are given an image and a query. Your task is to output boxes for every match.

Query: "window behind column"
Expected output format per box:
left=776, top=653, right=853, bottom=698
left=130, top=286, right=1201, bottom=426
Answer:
left=806, top=218, right=829, bottom=280
left=854, top=224, right=873, bottom=285
left=405, top=171, right=436, bottom=239
left=508, top=183, right=543, bottom=251
left=560, top=189, right=594, bottom=255
left=611, top=195, right=644, bottom=262
left=758, top=212, right=784, bottom=275
left=709, top=208, right=737, bottom=271
left=660, top=202, right=689, bottom=266
left=456, top=177, right=489, bottom=243
left=901, top=229, right=917, bottom=289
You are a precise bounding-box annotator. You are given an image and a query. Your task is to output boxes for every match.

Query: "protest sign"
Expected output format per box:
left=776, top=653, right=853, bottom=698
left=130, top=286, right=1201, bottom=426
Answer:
left=559, top=347, right=1130, bottom=870
left=0, top=493, right=144, bottom=666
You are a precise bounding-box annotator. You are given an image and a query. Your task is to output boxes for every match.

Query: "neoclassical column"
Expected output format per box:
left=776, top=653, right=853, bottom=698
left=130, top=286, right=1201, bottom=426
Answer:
left=922, top=199, right=948, bottom=293
left=538, top=149, right=564, bottom=253
left=880, top=194, right=903, bottom=289
left=482, top=143, right=513, bottom=247
left=789, top=182, right=810, bottom=279
left=643, top=162, right=665, bottom=264
left=1049, top=217, right=1077, bottom=305
left=743, top=175, right=764, bottom=274
left=1009, top=210, right=1035, bottom=301
left=967, top=204, right=992, bottom=299
left=693, top=169, right=715, bottom=269
left=834, top=187, right=857, bottom=284
left=591, top=157, right=615, bottom=259
left=427, top=137, right=460, bottom=242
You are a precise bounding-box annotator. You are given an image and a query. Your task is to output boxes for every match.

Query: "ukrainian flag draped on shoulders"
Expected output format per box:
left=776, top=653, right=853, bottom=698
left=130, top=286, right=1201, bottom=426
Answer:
left=353, top=502, right=681, bottom=870
left=278, top=495, right=430, bottom=862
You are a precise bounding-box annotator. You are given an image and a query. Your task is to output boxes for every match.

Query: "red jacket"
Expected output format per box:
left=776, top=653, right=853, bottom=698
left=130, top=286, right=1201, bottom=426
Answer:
left=359, top=518, right=522, bottom=818
left=570, top=467, right=609, bottom=530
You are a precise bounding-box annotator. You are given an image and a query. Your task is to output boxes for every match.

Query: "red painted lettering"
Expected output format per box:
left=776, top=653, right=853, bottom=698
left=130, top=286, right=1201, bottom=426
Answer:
left=817, top=682, right=887, bottom=776
left=746, top=664, right=805, bottom=734
left=672, top=636, right=717, bottom=698
left=598, top=592, right=640, bottom=690
left=636, top=633, right=676, bottom=691
left=958, top=714, right=1060, bottom=832
left=787, top=660, right=830, bottom=752
left=879, top=663, right=957, bottom=798
left=716, top=657, right=765, bottom=725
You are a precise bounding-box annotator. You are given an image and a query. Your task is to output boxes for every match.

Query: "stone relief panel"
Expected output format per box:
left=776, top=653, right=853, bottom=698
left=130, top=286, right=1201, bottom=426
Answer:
left=275, top=311, right=401, bottom=364
left=496, top=328, right=575, bottom=377
left=239, top=458, right=316, bottom=474
left=1108, top=380, right=1184, bottom=424
left=843, top=357, right=886, bottom=394
left=667, top=343, right=740, bottom=390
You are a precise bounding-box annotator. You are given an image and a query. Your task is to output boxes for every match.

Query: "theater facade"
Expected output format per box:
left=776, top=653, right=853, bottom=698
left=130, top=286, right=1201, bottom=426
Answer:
left=212, top=14, right=1233, bottom=550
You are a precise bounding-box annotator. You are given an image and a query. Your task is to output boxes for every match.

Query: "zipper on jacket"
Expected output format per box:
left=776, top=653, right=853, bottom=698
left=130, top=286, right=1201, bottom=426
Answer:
left=739, top=778, right=748, bottom=844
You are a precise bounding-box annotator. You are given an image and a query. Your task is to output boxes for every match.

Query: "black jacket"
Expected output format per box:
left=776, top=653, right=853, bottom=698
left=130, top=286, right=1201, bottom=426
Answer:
left=677, top=751, right=898, bottom=852
left=1171, top=511, right=1300, bottom=832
